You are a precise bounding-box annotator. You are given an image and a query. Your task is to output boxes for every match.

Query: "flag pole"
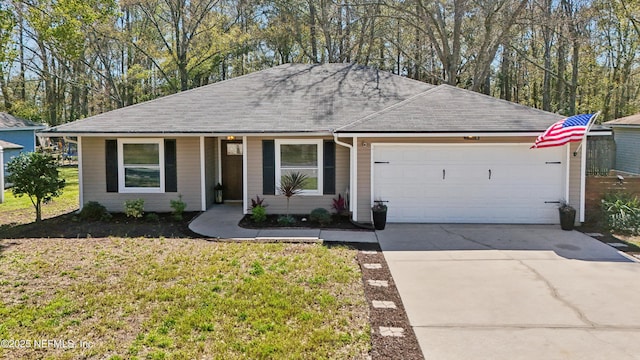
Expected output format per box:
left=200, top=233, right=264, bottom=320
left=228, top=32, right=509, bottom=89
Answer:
left=573, top=111, right=601, bottom=157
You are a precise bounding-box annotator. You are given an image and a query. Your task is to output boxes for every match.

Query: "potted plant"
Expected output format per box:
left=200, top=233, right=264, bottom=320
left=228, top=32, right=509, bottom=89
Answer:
left=558, top=201, right=576, bottom=231
left=214, top=183, right=224, bottom=204
left=372, top=201, right=388, bottom=230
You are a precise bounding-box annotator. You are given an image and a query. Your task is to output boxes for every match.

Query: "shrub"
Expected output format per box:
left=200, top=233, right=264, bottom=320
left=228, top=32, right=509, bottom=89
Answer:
left=170, top=195, right=187, bottom=220
left=310, top=208, right=332, bottom=226
left=78, top=201, right=111, bottom=221
left=601, top=192, right=640, bottom=235
left=277, top=215, right=296, bottom=226
left=124, top=198, right=145, bottom=218
left=251, top=195, right=267, bottom=209
left=332, top=194, right=348, bottom=214
left=252, top=205, right=267, bottom=223
left=145, top=212, right=160, bottom=222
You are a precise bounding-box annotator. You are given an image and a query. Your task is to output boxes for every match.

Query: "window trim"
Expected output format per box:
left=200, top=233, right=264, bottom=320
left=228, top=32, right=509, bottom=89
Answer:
left=117, top=138, right=165, bottom=193
left=275, top=139, right=323, bottom=196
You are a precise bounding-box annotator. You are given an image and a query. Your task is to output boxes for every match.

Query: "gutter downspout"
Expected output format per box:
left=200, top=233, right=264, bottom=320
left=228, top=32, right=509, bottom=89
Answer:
left=333, top=132, right=357, bottom=222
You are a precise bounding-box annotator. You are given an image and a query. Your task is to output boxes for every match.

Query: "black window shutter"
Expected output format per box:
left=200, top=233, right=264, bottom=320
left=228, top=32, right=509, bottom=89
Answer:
left=262, top=140, right=275, bottom=195
left=323, top=141, right=336, bottom=195
left=165, top=139, right=177, bottom=192
left=105, top=139, right=118, bottom=192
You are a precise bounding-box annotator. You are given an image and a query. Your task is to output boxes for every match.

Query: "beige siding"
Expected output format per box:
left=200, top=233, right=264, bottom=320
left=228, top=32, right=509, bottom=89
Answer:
left=568, top=142, right=582, bottom=223
left=82, top=137, right=202, bottom=212
left=246, top=136, right=349, bottom=214
left=355, top=136, right=559, bottom=223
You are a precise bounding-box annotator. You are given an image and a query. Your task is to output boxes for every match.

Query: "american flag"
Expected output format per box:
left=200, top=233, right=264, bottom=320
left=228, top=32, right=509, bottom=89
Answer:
left=531, top=114, right=596, bottom=149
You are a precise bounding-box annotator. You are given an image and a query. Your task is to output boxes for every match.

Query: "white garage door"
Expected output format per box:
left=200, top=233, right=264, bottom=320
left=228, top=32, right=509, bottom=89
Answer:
left=372, top=144, right=566, bottom=224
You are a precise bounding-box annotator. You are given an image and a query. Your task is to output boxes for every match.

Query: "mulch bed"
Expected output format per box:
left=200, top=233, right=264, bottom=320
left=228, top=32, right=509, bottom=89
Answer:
left=0, top=212, right=204, bottom=239
left=239, top=213, right=373, bottom=231
left=357, top=248, right=424, bottom=360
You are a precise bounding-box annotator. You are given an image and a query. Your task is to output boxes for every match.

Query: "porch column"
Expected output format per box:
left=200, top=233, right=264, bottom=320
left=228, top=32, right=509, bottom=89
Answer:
left=242, top=136, right=248, bottom=214
left=200, top=136, right=206, bottom=211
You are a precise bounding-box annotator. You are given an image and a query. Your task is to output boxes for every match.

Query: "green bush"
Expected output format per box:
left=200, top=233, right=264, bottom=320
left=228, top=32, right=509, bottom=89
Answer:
left=146, top=212, right=160, bottom=222
left=252, top=205, right=267, bottom=223
left=124, top=198, right=145, bottom=218
left=78, top=201, right=111, bottom=221
left=170, top=195, right=187, bottom=220
left=277, top=215, right=295, bottom=226
left=601, top=192, right=640, bottom=235
left=310, top=208, right=332, bottom=226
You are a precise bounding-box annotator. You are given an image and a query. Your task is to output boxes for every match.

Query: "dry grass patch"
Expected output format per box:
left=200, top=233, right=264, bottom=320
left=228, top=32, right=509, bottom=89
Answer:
left=0, top=238, right=370, bottom=359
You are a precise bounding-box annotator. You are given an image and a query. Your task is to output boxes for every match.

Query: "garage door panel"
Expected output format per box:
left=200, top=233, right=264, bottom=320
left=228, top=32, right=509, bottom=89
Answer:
left=373, top=144, right=565, bottom=224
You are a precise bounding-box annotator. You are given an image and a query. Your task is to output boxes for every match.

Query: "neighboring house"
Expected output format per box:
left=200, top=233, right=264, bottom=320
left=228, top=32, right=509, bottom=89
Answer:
left=0, top=113, right=47, bottom=189
left=41, top=63, right=590, bottom=224
left=0, top=140, right=23, bottom=202
left=604, top=114, right=640, bottom=175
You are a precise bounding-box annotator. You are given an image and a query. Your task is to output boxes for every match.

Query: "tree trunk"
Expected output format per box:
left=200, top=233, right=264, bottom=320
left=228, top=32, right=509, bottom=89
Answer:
left=309, top=1, right=319, bottom=63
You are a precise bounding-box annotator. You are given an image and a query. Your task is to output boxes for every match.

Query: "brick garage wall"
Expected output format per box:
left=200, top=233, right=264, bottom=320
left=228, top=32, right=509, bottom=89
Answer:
left=585, top=176, right=640, bottom=223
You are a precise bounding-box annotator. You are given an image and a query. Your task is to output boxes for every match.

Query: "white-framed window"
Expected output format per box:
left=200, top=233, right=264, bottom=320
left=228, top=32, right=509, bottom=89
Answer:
left=118, top=138, right=165, bottom=193
left=275, top=139, right=323, bottom=195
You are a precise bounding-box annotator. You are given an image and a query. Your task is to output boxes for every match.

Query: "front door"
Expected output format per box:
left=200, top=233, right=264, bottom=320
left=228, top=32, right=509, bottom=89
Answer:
left=221, top=140, right=243, bottom=201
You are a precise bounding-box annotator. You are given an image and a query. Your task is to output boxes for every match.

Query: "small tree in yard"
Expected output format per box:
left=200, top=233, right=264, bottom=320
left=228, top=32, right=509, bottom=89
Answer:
left=278, top=172, right=308, bottom=218
left=6, top=152, right=65, bottom=222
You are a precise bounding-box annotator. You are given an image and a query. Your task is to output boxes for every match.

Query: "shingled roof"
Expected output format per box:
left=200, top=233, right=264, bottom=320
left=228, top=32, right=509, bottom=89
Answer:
left=604, top=113, right=640, bottom=126
left=0, top=113, right=45, bottom=129
left=46, top=63, right=434, bottom=134
left=336, top=85, right=563, bottom=133
left=0, top=139, right=24, bottom=149
left=45, top=63, right=563, bottom=135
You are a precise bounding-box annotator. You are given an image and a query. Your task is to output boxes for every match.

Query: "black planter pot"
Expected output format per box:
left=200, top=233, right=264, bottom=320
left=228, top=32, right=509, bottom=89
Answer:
left=372, top=209, right=387, bottom=230
left=559, top=207, right=576, bottom=231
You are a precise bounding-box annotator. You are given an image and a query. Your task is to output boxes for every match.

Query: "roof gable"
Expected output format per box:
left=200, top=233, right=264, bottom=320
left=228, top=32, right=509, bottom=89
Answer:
left=604, top=113, right=640, bottom=126
left=337, top=85, right=564, bottom=132
left=46, top=63, right=435, bottom=134
left=0, top=113, right=45, bottom=129
left=0, top=139, right=24, bottom=149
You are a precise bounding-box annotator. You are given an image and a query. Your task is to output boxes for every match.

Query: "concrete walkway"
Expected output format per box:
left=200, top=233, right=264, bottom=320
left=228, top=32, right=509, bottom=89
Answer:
left=188, top=204, right=378, bottom=243
left=378, top=224, right=640, bottom=360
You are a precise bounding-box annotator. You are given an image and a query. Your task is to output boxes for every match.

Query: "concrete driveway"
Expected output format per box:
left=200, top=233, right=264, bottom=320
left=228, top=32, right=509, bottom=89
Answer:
left=377, top=224, right=640, bottom=360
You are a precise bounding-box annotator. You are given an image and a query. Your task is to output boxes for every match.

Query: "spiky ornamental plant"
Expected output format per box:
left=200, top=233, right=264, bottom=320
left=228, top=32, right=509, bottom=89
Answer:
left=278, top=171, right=309, bottom=217
left=6, top=151, right=65, bottom=222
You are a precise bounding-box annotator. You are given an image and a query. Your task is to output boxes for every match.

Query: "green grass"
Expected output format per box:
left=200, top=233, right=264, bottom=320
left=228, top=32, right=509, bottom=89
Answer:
left=0, top=239, right=370, bottom=359
left=0, top=166, right=78, bottom=225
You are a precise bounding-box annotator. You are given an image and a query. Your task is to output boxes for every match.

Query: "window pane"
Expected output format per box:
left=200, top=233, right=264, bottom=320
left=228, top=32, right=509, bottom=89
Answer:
left=125, top=167, right=160, bottom=188
left=226, top=143, right=243, bottom=155
left=281, top=144, right=317, bottom=168
left=281, top=168, right=318, bottom=191
left=123, top=144, right=159, bottom=165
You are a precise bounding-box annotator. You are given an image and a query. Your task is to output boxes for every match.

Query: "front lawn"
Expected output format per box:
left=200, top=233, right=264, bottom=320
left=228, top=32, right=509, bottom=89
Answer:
left=0, top=166, right=79, bottom=226
left=0, top=238, right=370, bottom=359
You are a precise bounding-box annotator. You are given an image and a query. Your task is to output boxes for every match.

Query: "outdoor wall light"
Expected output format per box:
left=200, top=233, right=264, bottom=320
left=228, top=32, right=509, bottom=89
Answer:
left=463, top=136, right=480, bottom=140
left=226, top=135, right=236, bottom=140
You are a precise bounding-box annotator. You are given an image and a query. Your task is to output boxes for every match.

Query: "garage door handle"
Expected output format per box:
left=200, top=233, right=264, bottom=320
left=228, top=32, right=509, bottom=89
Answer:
left=442, top=169, right=446, bottom=180
left=488, top=169, right=492, bottom=180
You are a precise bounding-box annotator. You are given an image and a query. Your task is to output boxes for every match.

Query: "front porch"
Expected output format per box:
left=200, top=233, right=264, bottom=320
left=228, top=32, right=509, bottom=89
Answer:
left=188, top=203, right=378, bottom=243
